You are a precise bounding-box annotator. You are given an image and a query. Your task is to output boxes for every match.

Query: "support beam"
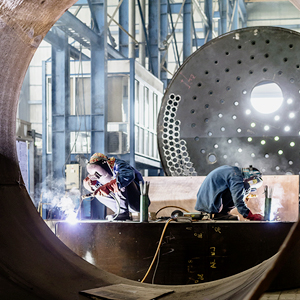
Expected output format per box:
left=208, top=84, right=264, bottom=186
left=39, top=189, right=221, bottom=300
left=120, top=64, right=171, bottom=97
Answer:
left=160, top=0, right=169, bottom=89
left=45, top=30, right=90, bottom=60
left=138, top=0, right=146, bottom=66
left=51, top=28, right=71, bottom=187
left=128, top=0, right=136, bottom=59
left=129, top=58, right=136, bottom=167
left=204, top=0, right=213, bottom=42
left=218, top=0, right=228, bottom=35
left=183, top=0, right=193, bottom=61
left=149, top=0, right=161, bottom=78
left=119, top=0, right=129, bottom=57
left=89, top=0, right=107, bottom=219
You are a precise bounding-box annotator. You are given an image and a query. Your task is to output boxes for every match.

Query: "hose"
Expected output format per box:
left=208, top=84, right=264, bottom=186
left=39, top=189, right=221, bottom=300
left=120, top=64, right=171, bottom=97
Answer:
left=141, top=218, right=173, bottom=283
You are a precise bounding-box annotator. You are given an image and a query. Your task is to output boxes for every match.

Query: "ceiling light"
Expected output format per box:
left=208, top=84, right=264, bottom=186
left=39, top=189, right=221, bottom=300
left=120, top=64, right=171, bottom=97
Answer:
left=264, top=125, right=270, bottom=131
left=238, top=148, right=242, bottom=152
left=290, top=142, right=295, bottom=147
left=251, top=153, right=255, bottom=157
left=287, top=98, right=293, bottom=104
left=274, top=136, right=279, bottom=141
left=251, top=123, right=256, bottom=127
left=248, top=137, right=252, bottom=142
left=261, top=140, right=266, bottom=145
left=227, top=139, right=232, bottom=144
left=246, top=109, right=251, bottom=115
left=284, top=126, right=290, bottom=132
left=237, top=128, right=241, bottom=133
left=278, top=150, right=283, bottom=155
left=274, top=115, right=280, bottom=121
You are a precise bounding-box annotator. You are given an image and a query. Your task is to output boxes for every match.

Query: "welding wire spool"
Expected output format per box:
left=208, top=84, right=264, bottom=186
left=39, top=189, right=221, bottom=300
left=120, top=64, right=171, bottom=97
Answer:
left=140, top=218, right=173, bottom=283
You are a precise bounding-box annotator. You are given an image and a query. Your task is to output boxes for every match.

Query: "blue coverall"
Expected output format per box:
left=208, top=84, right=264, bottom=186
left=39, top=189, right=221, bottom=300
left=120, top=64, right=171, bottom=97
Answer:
left=195, top=165, right=250, bottom=218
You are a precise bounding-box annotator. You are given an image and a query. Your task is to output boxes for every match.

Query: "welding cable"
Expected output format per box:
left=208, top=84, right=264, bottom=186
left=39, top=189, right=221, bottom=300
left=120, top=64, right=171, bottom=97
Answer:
left=155, top=205, right=190, bottom=217
left=108, top=192, right=121, bottom=221
left=141, top=218, right=173, bottom=283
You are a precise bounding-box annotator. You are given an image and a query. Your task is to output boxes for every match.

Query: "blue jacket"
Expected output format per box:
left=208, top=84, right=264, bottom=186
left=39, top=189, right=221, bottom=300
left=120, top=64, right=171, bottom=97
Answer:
left=195, top=165, right=250, bottom=217
left=112, top=158, right=148, bottom=212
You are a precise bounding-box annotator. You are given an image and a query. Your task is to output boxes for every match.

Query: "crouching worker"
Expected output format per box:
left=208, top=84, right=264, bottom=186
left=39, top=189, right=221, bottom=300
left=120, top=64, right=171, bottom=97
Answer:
left=195, top=165, right=264, bottom=221
left=83, top=153, right=149, bottom=220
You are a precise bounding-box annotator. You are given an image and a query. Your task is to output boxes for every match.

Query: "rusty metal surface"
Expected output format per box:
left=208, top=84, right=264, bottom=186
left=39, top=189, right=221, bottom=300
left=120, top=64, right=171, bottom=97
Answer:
left=157, top=26, right=300, bottom=176
left=56, top=221, right=295, bottom=287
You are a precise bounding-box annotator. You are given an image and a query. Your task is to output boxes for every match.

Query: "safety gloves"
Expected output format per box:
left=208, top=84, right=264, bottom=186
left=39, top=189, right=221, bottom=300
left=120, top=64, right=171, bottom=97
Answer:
left=246, top=210, right=264, bottom=221
left=94, top=179, right=118, bottom=196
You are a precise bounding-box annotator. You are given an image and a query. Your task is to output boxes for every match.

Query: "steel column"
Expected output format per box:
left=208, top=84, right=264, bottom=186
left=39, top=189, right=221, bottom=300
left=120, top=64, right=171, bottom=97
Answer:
left=183, top=0, right=193, bottom=61
left=51, top=28, right=70, bottom=187
left=204, top=0, right=213, bottom=42
left=89, top=0, right=107, bottom=219
left=218, top=0, right=228, bottom=35
left=138, top=0, right=146, bottom=66
left=129, top=58, right=136, bottom=167
left=149, top=0, right=161, bottom=78
left=160, top=0, right=168, bottom=88
left=232, top=0, right=239, bottom=30
left=128, top=0, right=136, bottom=59
left=119, top=0, right=129, bottom=57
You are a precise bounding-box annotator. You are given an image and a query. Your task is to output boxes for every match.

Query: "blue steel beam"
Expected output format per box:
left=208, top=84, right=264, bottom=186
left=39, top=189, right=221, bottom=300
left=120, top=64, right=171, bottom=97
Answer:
left=89, top=0, right=107, bottom=219
left=51, top=28, right=71, bottom=185
left=45, top=30, right=90, bottom=60
left=129, top=58, right=136, bottom=168
left=57, top=11, right=123, bottom=59
left=160, top=0, right=169, bottom=89
left=218, top=0, right=228, bottom=35
left=204, top=0, right=213, bottom=41
left=148, top=0, right=160, bottom=78
left=167, top=0, right=181, bottom=67
left=137, top=0, right=154, bottom=73
left=119, top=0, right=129, bottom=57
left=183, top=0, right=193, bottom=61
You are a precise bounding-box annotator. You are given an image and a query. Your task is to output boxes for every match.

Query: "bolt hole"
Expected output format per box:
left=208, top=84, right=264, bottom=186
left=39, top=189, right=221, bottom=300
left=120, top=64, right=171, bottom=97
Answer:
left=236, top=76, right=241, bottom=81
left=251, top=41, right=256, bottom=45
left=249, top=70, right=253, bottom=74
left=263, top=68, right=268, bottom=72
left=237, top=60, right=242, bottom=64
left=283, top=57, right=288, bottom=62
left=197, top=82, right=202, bottom=87
left=250, top=55, right=254, bottom=60
left=289, top=44, right=294, bottom=49
left=265, top=53, right=269, bottom=58
left=192, top=96, right=197, bottom=100
left=225, top=68, right=230, bottom=72
left=205, top=70, right=209, bottom=74
left=216, top=78, right=220, bottom=83
left=225, top=51, right=230, bottom=55
left=266, top=39, right=270, bottom=44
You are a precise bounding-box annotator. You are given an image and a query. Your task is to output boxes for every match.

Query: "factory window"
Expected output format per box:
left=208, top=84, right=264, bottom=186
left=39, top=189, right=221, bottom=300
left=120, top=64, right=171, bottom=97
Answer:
left=70, top=131, right=91, bottom=154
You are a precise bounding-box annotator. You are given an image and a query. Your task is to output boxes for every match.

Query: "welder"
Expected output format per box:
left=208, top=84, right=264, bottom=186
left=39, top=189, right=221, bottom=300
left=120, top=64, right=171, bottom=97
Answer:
left=195, top=165, right=264, bottom=220
left=83, top=153, right=148, bottom=220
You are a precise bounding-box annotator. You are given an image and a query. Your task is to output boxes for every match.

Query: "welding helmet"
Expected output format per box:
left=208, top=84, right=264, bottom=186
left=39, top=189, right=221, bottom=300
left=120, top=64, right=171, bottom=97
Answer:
left=89, top=153, right=108, bottom=164
left=242, top=165, right=263, bottom=191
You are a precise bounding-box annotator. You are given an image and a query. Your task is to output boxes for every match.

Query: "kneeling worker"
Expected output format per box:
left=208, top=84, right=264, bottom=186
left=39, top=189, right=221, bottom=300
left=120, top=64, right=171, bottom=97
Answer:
left=83, top=153, right=148, bottom=220
left=195, top=165, right=264, bottom=220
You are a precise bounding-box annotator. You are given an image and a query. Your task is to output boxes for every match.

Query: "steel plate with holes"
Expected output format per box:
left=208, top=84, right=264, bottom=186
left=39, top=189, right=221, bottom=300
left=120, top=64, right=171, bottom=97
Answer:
left=157, top=26, right=300, bottom=176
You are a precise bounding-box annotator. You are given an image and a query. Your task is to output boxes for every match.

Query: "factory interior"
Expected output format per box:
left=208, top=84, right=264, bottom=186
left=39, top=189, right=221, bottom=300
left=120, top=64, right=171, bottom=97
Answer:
left=2, top=0, right=300, bottom=299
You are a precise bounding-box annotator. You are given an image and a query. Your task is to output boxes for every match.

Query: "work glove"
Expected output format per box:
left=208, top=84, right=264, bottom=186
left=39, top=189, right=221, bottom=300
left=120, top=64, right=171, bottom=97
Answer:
left=95, top=179, right=118, bottom=196
left=83, top=176, right=100, bottom=192
left=246, top=210, right=264, bottom=221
